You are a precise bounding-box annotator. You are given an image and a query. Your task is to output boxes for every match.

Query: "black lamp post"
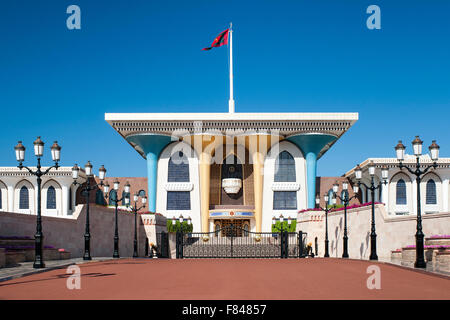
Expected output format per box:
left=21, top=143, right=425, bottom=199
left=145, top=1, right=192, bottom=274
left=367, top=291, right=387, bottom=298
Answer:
left=131, top=193, right=147, bottom=258
left=72, top=162, right=108, bottom=260
left=173, top=215, right=191, bottom=259
left=272, top=215, right=292, bottom=258
left=106, top=179, right=131, bottom=258
left=333, top=180, right=359, bottom=258
left=315, top=193, right=336, bottom=257
left=394, top=136, right=440, bottom=269
left=353, top=162, right=388, bottom=261
left=14, top=137, right=61, bottom=269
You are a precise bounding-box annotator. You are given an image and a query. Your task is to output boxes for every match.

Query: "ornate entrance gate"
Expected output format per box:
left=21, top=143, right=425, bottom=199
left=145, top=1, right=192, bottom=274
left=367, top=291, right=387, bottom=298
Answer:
left=176, top=224, right=306, bottom=258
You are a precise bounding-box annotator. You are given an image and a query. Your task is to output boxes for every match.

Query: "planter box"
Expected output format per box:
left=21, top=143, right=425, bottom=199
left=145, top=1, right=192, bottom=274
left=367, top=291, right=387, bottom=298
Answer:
left=390, top=251, right=401, bottom=263
left=59, top=251, right=71, bottom=260
left=435, top=251, right=450, bottom=273
left=401, top=247, right=416, bottom=267
left=43, top=248, right=60, bottom=261
left=425, top=238, right=450, bottom=247
left=5, top=251, right=26, bottom=266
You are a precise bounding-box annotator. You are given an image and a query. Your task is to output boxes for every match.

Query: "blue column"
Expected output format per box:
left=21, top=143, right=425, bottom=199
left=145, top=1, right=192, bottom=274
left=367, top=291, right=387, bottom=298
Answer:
left=287, top=134, right=337, bottom=209
left=126, top=134, right=173, bottom=213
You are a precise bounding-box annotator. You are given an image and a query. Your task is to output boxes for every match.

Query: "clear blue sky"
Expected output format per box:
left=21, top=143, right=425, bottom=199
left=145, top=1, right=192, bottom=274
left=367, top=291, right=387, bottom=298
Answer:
left=0, top=0, right=449, bottom=177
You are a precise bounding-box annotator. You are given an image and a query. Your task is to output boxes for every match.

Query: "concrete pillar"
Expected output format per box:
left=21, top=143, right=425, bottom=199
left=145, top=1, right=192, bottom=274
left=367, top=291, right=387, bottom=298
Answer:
left=199, top=152, right=211, bottom=233
left=62, top=184, right=69, bottom=216
left=305, top=152, right=318, bottom=209
left=442, top=178, right=449, bottom=212
left=252, top=151, right=264, bottom=233
left=7, top=185, right=14, bottom=212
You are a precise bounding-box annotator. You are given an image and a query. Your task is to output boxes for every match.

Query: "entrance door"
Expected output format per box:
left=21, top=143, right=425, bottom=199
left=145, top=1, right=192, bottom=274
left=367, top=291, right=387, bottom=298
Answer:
left=217, top=219, right=249, bottom=237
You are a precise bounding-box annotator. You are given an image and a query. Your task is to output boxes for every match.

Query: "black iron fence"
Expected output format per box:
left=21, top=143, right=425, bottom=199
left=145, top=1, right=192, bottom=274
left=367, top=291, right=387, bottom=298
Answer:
left=175, top=224, right=307, bottom=259
left=155, top=231, right=169, bottom=258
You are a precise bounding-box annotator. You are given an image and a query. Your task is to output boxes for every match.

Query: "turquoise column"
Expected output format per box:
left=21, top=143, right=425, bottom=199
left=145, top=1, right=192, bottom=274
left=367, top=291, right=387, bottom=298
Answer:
left=287, top=134, right=337, bottom=209
left=126, top=134, right=173, bottom=213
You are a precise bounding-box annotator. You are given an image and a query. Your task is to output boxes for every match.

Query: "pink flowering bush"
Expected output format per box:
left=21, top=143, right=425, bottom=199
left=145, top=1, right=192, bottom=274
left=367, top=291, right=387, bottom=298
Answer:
left=404, top=245, right=450, bottom=249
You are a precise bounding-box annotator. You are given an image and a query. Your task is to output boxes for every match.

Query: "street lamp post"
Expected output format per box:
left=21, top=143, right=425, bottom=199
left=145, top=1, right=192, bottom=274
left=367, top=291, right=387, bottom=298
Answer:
left=354, top=162, right=388, bottom=261
left=105, top=179, right=131, bottom=258
left=394, top=136, right=440, bottom=269
left=272, top=214, right=292, bottom=258
left=333, top=180, right=359, bottom=258
left=173, top=215, right=189, bottom=259
left=315, top=193, right=336, bottom=257
left=131, top=193, right=147, bottom=258
left=72, top=162, right=108, bottom=260
left=14, top=137, right=61, bottom=268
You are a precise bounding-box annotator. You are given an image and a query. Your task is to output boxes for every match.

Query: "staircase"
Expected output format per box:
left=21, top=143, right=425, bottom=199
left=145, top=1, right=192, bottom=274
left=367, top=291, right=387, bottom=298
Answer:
left=0, top=236, right=71, bottom=268
left=390, top=236, right=450, bottom=274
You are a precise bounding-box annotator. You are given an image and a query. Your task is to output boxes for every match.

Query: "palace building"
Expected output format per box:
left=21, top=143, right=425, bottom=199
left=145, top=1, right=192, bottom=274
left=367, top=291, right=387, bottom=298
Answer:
left=105, top=112, right=358, bottom=233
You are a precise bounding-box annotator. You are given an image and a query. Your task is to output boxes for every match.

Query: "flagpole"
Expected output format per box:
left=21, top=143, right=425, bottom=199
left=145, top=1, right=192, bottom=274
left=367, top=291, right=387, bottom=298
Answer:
left=228, top=22, right=235, bottom=113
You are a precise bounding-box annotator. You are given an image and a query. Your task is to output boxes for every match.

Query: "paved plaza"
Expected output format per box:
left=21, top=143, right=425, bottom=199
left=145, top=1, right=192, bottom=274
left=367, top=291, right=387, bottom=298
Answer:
left=0, top=258, right=449, bottom=300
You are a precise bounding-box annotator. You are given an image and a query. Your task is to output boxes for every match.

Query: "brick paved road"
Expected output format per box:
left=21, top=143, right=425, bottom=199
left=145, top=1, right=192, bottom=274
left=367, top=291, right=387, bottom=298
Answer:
left=0, top=258, right=448, bottom=300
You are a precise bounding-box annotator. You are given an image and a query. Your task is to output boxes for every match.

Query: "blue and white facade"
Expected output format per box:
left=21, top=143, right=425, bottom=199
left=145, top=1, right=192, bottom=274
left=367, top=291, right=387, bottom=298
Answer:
left=106, top=112, right=358, bottom=232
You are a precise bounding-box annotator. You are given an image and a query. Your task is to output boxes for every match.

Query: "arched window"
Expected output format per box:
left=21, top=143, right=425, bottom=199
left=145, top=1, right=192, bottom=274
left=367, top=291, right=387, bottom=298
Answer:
left=122, top=191, right=130, bottom=206
left=168, top=151, right=189, bottom=182
left=327, top=189, right=334, bottom=206
left=109, top=190, right=117, bottom=206
left=46, top=186, right=56, bottom=209
left=426, top=179, right=437, bottom=205
left=274, top=151, right=296, bottom=182
left=396, top=179, right=407, bottom=205
left=19, top=186, right=29, bottom=209
left=95, top=189, right=105, bottom=205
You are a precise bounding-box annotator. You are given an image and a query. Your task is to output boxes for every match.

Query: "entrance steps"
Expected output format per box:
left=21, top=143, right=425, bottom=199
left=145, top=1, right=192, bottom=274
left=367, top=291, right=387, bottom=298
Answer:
left=390, top=236, right=450, bottom=274
left=0, top=236, right=71, bottom=268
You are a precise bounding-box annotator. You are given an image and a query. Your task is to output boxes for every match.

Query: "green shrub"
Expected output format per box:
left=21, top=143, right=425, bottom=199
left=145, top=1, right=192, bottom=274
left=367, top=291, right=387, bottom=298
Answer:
left=167, top=220, right=193, bottom=233
left=271, top=220, right=296, bottom=233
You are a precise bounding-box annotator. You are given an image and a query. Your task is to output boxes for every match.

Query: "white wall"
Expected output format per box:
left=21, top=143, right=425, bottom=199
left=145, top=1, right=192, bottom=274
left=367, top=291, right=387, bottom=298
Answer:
left=0, top=167, right=84, bottom=218
left=156, top=142, right=201, bottom=232
left=262, top=140, right=307, bottom=232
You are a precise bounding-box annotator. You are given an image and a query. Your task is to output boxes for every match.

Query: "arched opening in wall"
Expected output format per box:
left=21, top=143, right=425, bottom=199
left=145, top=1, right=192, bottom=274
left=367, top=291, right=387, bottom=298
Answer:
left=19, top=186, right=29, bottom=209
left=396, top=179, right=407, bottom=205
left=138, top=189, right=146, bottom=197
left=96, top=189, right=105, bottom=205
left=327, top=189, right=334, bottom=206
left=273, top=151, right=297, bottom=210
left=46, top=186, right=56, bottom=209
left=166, top=150, right=191, bottom=211
left=109, top=190, right=117, bottom=206
left=220, top=154, right=243, bottom=205
left=122, top=190, right=130, bottom=207
left=168, top=151, right=189, bottom=182
left=426, top=179, right=437, bottom=205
